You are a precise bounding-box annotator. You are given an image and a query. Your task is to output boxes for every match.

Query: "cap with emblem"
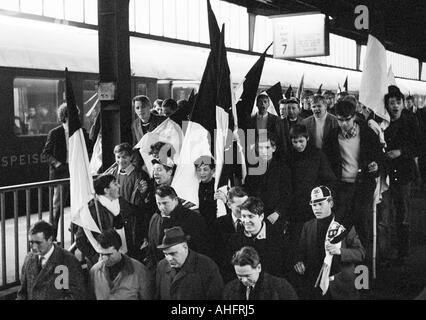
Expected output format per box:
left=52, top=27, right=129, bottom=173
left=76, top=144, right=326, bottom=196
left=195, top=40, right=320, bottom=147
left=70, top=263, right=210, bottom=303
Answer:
left=310, top=186, right=332, bottom=204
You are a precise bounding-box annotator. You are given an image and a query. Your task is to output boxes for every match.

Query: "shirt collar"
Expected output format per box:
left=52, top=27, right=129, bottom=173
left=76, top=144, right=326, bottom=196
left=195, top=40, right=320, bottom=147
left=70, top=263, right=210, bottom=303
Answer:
left=62, top=123, right=69, bottom=133
left=41, top=244, right=55, bottom=263
left=118, top=164, right=135, bottom=175
left=256, top=112, right=268, bottom=119
left=340, top=122, right=359, bottom=139
left=244, top=222, right=266, bottom=240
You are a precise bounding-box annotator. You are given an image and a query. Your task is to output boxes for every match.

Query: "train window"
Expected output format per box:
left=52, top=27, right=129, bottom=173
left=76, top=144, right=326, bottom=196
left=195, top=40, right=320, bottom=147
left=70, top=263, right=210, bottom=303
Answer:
left=82, top=80, right=100, bottom=133
left=13, top=78, right=64, bottom=136
left=136, top=82, right=148, bottom=96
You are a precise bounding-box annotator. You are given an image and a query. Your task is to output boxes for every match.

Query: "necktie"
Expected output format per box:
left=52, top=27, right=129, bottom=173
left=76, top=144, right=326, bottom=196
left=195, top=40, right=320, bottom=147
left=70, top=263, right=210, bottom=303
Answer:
left=246, top=285, right=251, bottom=300
left=37, top=256, right=44, bottom=274
left=236, top=219, right=244, bottom=233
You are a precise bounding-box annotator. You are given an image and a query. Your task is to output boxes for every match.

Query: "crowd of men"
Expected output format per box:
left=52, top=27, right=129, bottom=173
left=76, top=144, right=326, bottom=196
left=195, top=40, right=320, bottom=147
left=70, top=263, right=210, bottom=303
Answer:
left=24, top=84, right=425, bottom=300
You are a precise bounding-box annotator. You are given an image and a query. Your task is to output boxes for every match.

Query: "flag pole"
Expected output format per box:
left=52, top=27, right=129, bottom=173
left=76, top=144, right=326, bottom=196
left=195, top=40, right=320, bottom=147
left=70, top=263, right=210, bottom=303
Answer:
left=373, top=202, right=377, bottom=280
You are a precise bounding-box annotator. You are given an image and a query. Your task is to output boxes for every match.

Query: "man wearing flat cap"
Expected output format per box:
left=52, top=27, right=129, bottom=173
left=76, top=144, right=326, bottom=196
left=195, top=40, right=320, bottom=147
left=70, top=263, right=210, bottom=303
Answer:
left=155, top=226, right=224, bottom=300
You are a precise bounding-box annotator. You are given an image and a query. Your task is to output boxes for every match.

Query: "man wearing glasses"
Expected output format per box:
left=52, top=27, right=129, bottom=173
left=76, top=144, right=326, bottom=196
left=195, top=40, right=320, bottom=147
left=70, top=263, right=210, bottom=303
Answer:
left=322, top=100, right=382, bottom=261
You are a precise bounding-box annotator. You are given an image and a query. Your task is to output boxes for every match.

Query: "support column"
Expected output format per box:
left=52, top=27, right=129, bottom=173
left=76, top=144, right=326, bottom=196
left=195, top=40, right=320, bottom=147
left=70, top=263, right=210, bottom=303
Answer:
left=98, top=0, right=132, bottom=170
left=248, top=12, right=256, bottom=52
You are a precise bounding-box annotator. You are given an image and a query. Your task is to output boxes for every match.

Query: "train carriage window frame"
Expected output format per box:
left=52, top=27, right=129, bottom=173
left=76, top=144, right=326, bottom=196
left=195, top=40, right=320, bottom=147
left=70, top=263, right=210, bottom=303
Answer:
left=13, top=77, right=65, bottom=137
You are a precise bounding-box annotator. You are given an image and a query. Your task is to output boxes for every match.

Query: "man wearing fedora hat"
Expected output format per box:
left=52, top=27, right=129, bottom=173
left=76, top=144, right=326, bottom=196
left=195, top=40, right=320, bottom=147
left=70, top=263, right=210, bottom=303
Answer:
left=294, top=186, right=365, bottom=300
left=155, top=226, right=224, bottom=300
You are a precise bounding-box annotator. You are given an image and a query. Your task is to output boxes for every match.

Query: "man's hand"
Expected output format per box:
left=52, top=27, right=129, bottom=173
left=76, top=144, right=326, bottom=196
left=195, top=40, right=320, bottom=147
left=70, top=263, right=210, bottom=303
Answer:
left=137, top=180, right=148, bottom=194
left=140, top=238, right=149, bottom=250
left=367, top=161, right=378, bottom=173
left=214, top=190, right=227, bottom=203
left=267, top=212, right=280, bottom=225
left=326, top=243, right=341, bottom=255
left=294, top=261, right=306, bottom=275
left=54, top=161, right=62, bottom=168
left=385, top=149, right=402, bottom=160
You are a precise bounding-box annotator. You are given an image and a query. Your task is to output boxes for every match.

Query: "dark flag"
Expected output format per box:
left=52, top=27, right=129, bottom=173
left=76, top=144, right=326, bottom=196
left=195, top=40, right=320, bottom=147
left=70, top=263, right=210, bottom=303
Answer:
left=266, top=82, right=283, bottom=115
left=343, top=76, right=348, bottom=92
left=284, top=85, right=294, bottom=99
left=317, top=84, right=323, bottom=95
left=296, top=74, right=305, bottom=100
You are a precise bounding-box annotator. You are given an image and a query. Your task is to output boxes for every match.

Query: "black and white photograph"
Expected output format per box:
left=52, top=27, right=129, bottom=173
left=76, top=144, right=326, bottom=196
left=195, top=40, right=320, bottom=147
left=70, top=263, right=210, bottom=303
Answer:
left=0, top=0, right=425, bottom=307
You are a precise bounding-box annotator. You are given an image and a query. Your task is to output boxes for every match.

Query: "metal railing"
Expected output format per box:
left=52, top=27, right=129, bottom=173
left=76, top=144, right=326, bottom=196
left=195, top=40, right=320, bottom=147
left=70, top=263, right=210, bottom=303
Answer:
left=0, top=178, right=73, bottom=291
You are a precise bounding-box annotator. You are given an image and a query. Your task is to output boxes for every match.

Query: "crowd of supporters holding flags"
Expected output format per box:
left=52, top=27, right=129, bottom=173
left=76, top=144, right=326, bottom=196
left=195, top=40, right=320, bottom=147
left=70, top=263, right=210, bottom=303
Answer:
left=18, top=0, right=426, bottom=301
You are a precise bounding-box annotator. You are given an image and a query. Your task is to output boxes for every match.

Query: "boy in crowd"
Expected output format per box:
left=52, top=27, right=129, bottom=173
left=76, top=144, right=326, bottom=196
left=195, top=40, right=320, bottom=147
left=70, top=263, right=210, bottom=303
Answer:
left=294, top=186, right=365, bottom=300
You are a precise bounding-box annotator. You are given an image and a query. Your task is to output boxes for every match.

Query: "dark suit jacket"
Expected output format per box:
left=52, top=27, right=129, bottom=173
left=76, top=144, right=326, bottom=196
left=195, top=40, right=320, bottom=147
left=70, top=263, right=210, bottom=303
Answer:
left=212, top=212, right=238, bottom=267
left=296, top=218, right=365, bottom=299
left=223, top=272, right=298, bottom=300
left=17, top=245, right=86, bottom=300
left=42, top=125, right=92, bottom=179
left=156, top=249, right=224, bottom=300
left=244, top=155, right=292, bottom=218
left=146, top=204, right=210, bottom=270
left=302, top=113, right=339, bottom=149
left=384, top=112, right=422, bottom=184
left=323, top=120, right=383, bottom=189
left=131, top=113, right=166, bottom=145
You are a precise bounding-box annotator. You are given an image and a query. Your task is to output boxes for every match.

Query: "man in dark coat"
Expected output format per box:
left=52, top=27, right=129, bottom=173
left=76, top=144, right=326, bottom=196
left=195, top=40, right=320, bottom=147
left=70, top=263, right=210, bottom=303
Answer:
left=131, top=95, right=166, bottom=146
left=383, top=86, right=422, bottom=263
left=17, top=220, right=86, bottom=300
left=294, top=186, right=365, bottom=300
left=224, top=246, right=297, bottom=300
left=225, top=197, right=292, bottom=283
left=75, top=174, right=141, bottom=266
left=322, top=100, right=383, bottom=251
left=145, top=185, right=210, bottom=270
left=244, top=134, right=292, bottom=228
left=41, top=103, right=92, bottom=240
left=155, top=227, right=224, bottom=300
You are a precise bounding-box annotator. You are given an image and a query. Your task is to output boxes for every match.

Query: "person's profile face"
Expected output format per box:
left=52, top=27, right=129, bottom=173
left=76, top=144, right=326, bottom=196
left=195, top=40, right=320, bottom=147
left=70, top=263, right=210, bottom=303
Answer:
left=153, top=163, right=173, bottom=185
left=105, top=180, right=120, bottom=200
left=134, top=101, right=151, bottom=121
left=279, top=104, right=288, bottom=119
left=291, top=136, right=308, bottom=153
left=155, top=195, right=178, bottom=216
left=29, top=232, right=52, bottom=256
left=235, top=264, right=261, bottom=287
left=163, top=243, right=188, bottom=268
left=115, top=151, right=132, bottom=170
left=99, top=246, right=121, bottom=267
left=256, top=96, right=269, bottom=114
left=241, top=209, right=264, bottom=235
left=228, top=195, right=248, bottom=218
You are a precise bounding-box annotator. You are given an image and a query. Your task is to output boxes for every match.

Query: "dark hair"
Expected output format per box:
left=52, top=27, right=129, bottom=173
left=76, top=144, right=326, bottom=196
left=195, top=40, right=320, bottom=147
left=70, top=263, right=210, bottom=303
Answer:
left=257, top=131, right=277, bottom=148
left=177, top=99, right=188, bottom=109
left=155, top=185, right=178, bottom=199
left=278, top=99, right=286, bottom=105
left=97, top=229, right=122, bottom=251
left=194, top=155, right=215, bottom=169
left=406, top=95, right=414, bottom=101
left=324, top=90, right=335, bottom=97
left=312, top=94, right=325, bottom=105
left=337, top=91, right=349, bottom=99
left=30, top=220, right=54, bottom=240
left=289, top=124, right=309, bottom=139
left=303, top=90, right=314, bottom=98
left=240, top=196, right=264, bottom=216
left=231, top=246, right=260, bottom=268
left=154, top=99, right=163, bottom=107
left=227, top=186, right=248, bottom=203
left=57, top=103, right=68, bottom=123
left=162, top=98, right=178, bottom=112
left=385, top=85, right=404, bottom=106
left=343, top=95, right=358, bottom=108
left=94, top=174, right=116, bottom=195
left=132, top=95, right=151, bottom=109
left=149, top=141, right=173, bottom=159
left=114, top=142, right=133, bottom=156
left=335, top=100, right=356, bottom=118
